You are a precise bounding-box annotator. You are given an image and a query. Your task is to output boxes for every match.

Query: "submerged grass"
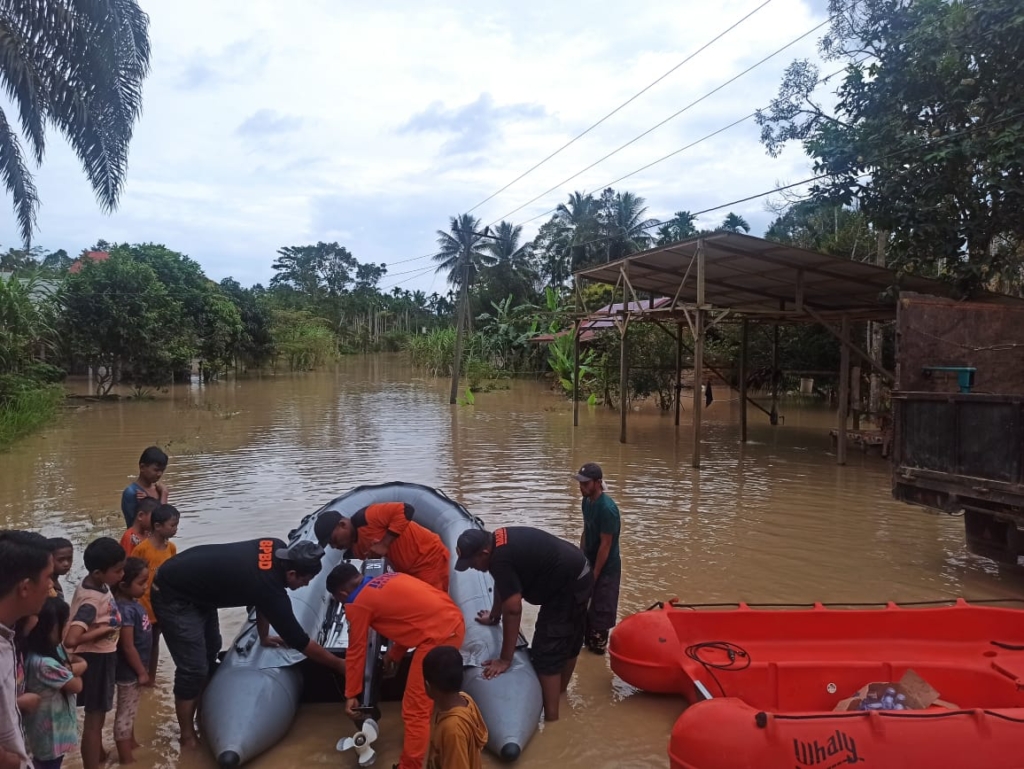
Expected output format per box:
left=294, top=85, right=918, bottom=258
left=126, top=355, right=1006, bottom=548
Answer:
left=0, top=385, right=64, bottom=450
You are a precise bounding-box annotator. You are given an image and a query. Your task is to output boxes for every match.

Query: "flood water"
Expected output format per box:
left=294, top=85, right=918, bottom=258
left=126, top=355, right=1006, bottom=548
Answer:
left=2, top=355, right=1022, bottom=768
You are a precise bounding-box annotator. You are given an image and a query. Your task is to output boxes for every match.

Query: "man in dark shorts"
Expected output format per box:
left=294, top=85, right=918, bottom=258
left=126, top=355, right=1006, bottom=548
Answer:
left=152, top=539, right=345, bottom=748
left=455, top=526, right=592, bottom=721
left=574, top=462, right=621, bottom=654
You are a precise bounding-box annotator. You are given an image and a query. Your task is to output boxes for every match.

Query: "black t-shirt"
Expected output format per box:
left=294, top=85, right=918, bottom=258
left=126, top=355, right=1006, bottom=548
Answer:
left=155, top=538, right=310, bottom=651
left=488, top=526, right=587, bottom=606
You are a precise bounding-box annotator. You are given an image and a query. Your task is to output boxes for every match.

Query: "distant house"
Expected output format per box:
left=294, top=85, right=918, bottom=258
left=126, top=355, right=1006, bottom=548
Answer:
left=68, top=250, right=110, bottom=274
left=0, top=271, right=59, bottom=302
left=530, top=297, right=673, bottom=344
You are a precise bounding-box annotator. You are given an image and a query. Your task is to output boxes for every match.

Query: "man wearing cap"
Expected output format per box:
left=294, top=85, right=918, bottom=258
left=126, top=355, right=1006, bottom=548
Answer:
left=314, top=503, right=450, bottom=592
left=153, top=538, right=345, bottom=748
left=456, top=526, right=592, bottom=721
left=574, top=462, right=621, bottom=655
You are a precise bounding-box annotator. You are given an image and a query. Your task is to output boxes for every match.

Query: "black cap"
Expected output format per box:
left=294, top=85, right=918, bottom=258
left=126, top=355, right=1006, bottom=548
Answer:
left=573, top=462, right=603, bottom=482
left=454, top=529, right=491, bottom=571
left=314, top=511, right=343, bottom=546
left=274, top=539, right=325, bottom=568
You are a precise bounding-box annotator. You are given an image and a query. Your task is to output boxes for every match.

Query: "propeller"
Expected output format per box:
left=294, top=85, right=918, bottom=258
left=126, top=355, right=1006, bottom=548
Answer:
left=336, top=718, right=379, bottom=766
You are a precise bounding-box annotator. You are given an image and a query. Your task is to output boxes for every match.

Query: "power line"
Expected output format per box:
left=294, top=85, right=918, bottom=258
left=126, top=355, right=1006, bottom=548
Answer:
left=463, top=0, right=776, bottom=216
left=485, top=17, right=831, bottom=229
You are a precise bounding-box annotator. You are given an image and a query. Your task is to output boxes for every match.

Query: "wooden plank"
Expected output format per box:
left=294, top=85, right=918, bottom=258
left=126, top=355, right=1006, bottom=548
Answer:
left=740, top=319, right=749, bottom=443
left=838, top=316, right=850, bottom=465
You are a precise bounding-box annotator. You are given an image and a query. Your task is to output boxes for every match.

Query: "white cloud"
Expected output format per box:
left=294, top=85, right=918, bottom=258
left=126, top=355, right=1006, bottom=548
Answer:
left=0, top=0, right=833, bottom=289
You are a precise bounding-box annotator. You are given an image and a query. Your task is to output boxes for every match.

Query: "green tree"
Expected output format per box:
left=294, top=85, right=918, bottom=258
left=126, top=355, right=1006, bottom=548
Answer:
left=0, top=1, right=151, bottom=243
left=656, top=211, right=698, bottom=245
left=220, top=279, right=276, bottom=370
left=433, top=214, right=495, bottom=288
left=756, top=0, right=1024, bottom=293
left=718, top=212, right=751, bottom=233
left=554, top=191, right=600, bottom=270
left=599, top=189, right=657, bottom=262
left=60, top=253, right=181, bottom=394
left=477, top=221, right=539, bottom=309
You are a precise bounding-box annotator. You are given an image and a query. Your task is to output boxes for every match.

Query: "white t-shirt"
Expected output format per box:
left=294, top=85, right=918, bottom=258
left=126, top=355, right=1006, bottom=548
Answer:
left=0, top=622, right=31, bottom=769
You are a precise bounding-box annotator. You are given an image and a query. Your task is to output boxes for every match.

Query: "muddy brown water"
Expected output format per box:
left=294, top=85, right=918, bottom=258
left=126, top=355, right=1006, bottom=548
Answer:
left=3, top=355, right=1022, bottom=768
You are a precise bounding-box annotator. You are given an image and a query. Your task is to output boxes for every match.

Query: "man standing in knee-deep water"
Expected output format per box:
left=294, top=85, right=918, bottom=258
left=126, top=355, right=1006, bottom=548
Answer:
left=456, top=526, right=593, bottom=721
left=152, top=539, right=346, bottom=749
left=574, top=462, right=621, bottom=655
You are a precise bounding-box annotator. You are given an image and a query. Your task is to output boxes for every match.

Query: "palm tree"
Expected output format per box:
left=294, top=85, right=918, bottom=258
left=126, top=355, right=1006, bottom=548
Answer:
left=481, top=220, right=539, bottom=305
left=554, top=192, right=599, bottom=271
left=656, top=211, right=698, bottom=245
left=602, top=191, right=658, bottom=261
left=719, top=212, right=751, bottom=233
left=1, top=1, right=151, bottom=244
left=433, top=214, right=496, bottom=288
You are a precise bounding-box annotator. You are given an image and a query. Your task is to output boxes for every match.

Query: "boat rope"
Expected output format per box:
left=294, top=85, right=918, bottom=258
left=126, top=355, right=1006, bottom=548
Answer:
left=758, top=708, right=1024, bottom=726
left=685, top=641, right=751, bottom=698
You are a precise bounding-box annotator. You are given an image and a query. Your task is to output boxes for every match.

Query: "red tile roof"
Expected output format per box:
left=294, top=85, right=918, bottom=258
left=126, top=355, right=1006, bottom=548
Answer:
left=69, top=251, right=110, bottom=274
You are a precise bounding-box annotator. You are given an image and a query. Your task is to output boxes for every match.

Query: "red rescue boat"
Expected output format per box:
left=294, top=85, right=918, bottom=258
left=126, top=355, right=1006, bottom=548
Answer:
left=610, top=599, right=1024, bottom=769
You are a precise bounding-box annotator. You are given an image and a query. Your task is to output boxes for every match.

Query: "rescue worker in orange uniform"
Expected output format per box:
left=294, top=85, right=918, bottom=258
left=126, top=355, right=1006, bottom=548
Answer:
left=327, top=564, right=465, bottom=769
left=314, top=503, right=450, bottom=592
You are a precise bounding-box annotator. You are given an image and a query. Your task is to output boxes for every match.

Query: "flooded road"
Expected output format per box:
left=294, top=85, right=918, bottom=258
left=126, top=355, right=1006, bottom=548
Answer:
left=2, top=355, right=1022, bottom=768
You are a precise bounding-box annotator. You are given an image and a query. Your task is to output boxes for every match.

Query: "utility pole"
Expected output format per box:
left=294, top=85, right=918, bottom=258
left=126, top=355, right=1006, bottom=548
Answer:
left=449, top=226, right=496, bottom=404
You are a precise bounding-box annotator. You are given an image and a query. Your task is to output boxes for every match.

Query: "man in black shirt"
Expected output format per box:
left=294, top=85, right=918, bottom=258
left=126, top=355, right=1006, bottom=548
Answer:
left=455, top=526, right=592, bottom=721
left=153, top=538, right=344, bottom=748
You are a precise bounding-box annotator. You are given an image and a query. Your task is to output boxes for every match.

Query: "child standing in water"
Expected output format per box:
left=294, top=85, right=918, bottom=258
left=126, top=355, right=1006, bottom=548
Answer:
left=121, top=447, right=169, bottom=528
left=46, top=539, right=74, bottom=602
left=64, top=537, right=126, bottom=769
left=119, top=498, right=157, bottom=557
left=423, top=645, right=488, bottom=769
left=132, top=504, right=179, bottom=683
left=23, top=597, right=87, bottom=769
left=113, top=558, right=152, bottom=764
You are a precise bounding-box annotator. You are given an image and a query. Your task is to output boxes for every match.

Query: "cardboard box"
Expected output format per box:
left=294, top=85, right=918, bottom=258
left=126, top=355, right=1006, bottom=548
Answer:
left=833, top=669, right=957, bottom=712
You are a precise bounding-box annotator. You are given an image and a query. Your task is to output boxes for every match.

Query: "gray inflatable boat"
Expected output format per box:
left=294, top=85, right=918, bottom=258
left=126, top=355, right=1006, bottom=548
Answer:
left=201, top=483, right=543, bottom=766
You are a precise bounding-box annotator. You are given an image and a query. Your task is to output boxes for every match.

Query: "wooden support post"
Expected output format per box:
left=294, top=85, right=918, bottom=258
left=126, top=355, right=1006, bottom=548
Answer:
left=572, top=319, right=581, bottom=427
left=692, top=240, right=706, bottom=468
left=573, top=277, right=581, bottom=427
left=619, top=315, right=628, bottom=444
left=740, top=319, right=749, bottom=443
left=674, top=321, right=683, bottom=426
left=851, top=364, right=862, bottom=430
left=838, top=315, right=851, bottom=465
left=770, top=323, right=780, bottom=426
left=692, top=310, right=705, bottom=466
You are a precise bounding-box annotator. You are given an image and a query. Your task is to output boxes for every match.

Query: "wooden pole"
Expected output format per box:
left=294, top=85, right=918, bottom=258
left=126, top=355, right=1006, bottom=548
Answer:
left=448, top=260, right=470, bottom=404
left=770, top=322, right=780, bottom=426
left=851, top=364, right=862, bottom=430
left=869, top=230, right=887, bottom=420
left=692, top=309, right=705, bottom=467
left=692, top=240, right=706, bottom=468
left=572, top=318, right=581, bottom=426
left=739, top=318, right=749, bottom=443
left=619, top=314, right=628, bottom=444
left=674, top=321, right=683, bottom=426
left=838, top=315, right=851, bottom=465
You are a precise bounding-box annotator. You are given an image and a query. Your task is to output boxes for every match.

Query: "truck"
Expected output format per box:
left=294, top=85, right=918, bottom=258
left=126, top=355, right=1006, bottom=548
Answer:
left=892, top=293, right=1024, bottom=565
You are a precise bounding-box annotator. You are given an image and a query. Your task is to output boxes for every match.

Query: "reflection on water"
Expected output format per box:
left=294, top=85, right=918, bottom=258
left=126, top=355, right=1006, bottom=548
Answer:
left=3, top=355, right=1022, bottom=768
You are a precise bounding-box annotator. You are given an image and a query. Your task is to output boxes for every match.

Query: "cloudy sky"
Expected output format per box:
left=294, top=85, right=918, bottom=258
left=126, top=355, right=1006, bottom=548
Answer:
left=6, top=0, right=836, bottom=292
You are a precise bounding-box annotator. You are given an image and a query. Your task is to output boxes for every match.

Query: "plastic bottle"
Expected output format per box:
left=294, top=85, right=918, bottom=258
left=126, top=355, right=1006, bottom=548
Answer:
left=894, top=693, right=907, bottom=711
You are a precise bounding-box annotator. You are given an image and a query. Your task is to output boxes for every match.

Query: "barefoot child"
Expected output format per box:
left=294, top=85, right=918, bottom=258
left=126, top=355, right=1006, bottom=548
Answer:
left=64, top=538, right=126, bottom=769
left=47, top=539, right=74, bottom=602
left=121, top=447, right=169, bottom=528
left=113, top=559, right=152, bottom=764
left=423, top=645, right=488, bottom=769
left=23, top=597, right=87, bottom=769
left=119, top=499, right=157, bottom=557
left=132, top=504, right=179, bottom=683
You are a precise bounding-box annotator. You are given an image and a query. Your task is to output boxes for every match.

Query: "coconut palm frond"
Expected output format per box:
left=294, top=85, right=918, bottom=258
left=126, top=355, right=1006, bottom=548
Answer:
left=0, top=106, right=39, bottom=243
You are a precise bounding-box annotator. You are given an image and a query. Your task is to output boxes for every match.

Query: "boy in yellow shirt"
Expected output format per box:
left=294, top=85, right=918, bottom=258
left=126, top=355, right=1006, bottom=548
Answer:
left=422, top=645, right=488, bottom=769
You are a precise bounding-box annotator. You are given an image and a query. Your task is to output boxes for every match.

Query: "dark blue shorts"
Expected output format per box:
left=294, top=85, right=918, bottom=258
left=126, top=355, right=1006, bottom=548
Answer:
left=530, top=571, right=594, bottom=675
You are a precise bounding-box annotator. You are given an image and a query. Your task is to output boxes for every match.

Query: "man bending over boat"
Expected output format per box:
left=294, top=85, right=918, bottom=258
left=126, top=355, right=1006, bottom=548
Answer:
left=456, top=526, right=593, bottom=721
left=327, top=564, right=465, bottom=769
left=315, top=503, right=450, bottom=591
left=152, top=539, right=345, bottom=748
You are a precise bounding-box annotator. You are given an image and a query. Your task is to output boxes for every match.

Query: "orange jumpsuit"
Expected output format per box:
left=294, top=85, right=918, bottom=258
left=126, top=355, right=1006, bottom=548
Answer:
left=352, top=503, right=451, bottom=592
left=344, top=572, right=466, bottom=769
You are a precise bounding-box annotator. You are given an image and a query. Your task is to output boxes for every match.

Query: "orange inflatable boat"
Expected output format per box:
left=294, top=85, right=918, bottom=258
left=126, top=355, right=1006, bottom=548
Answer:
left=610, top=599, right=1024, bottom=769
